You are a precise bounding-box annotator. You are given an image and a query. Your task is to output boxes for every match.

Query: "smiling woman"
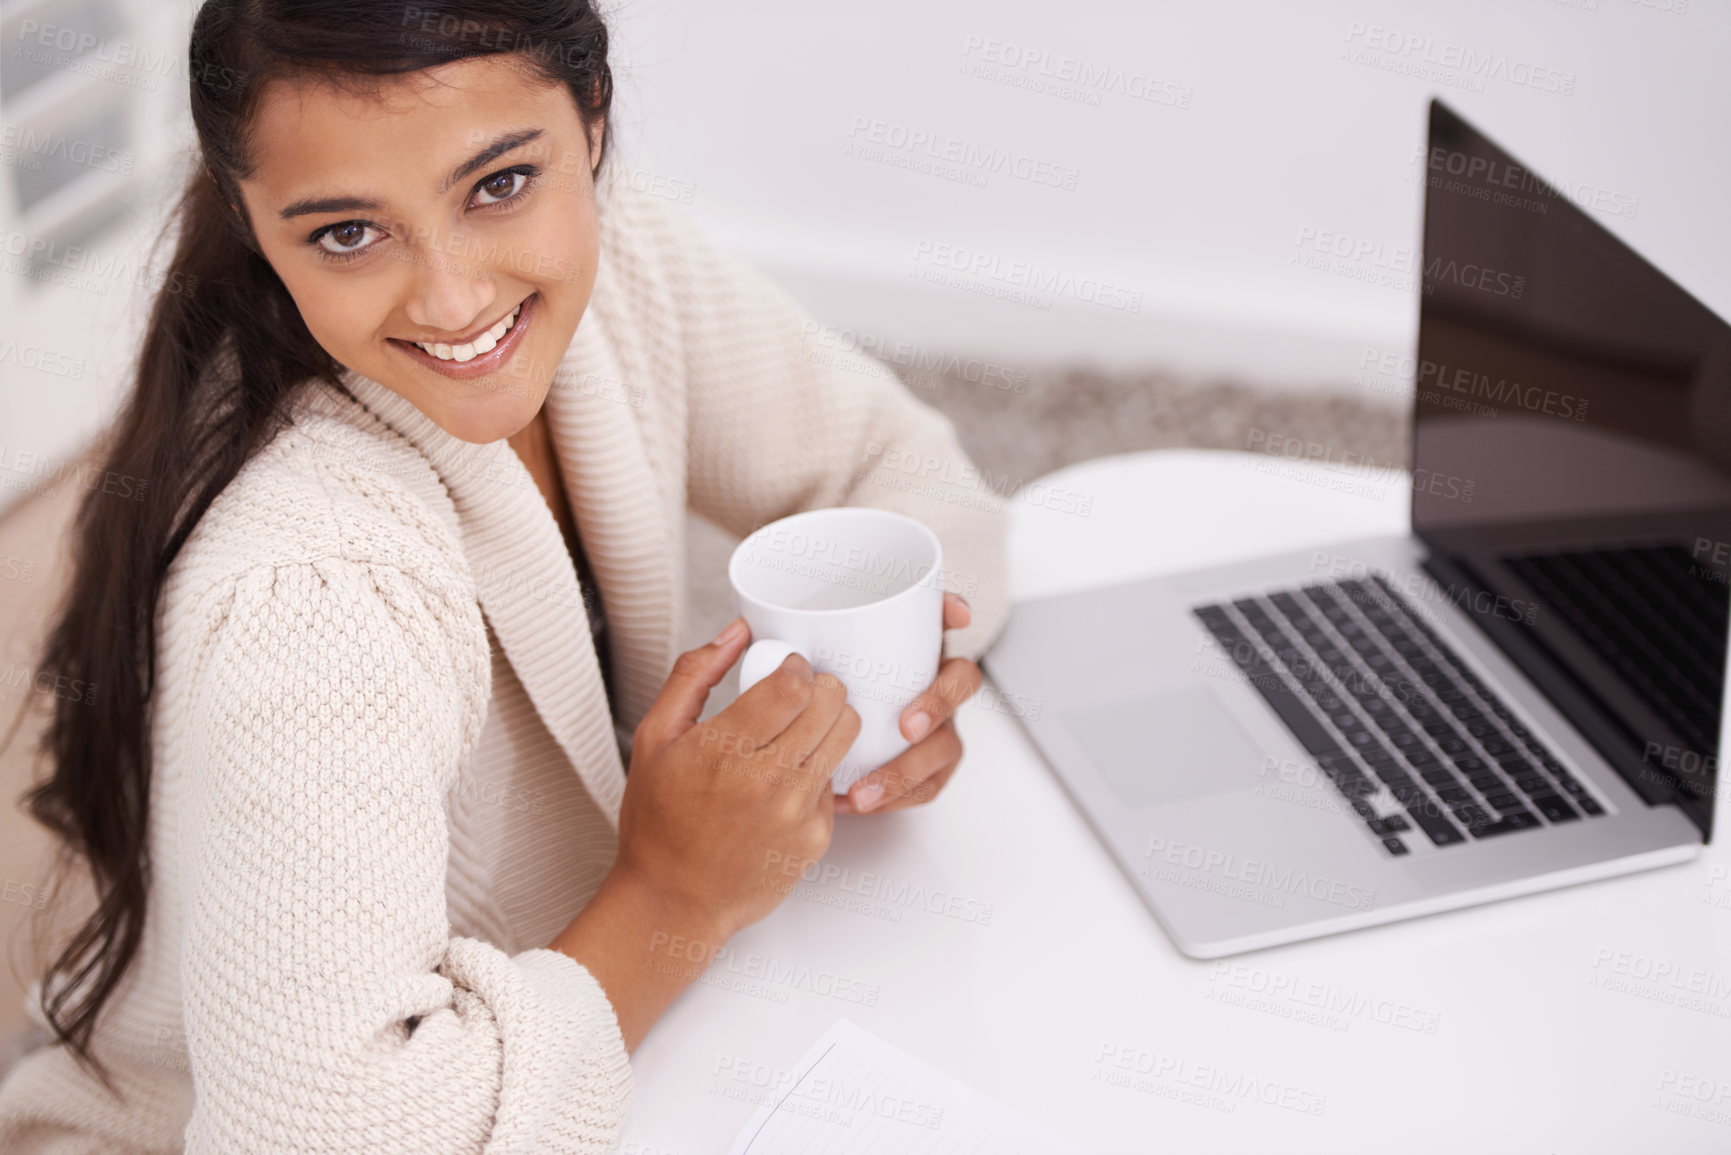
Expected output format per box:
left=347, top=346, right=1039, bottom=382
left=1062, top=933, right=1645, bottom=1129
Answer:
left=240, top=56, right=604, bottom=441
left=0, top=2, right=1010, bottom=1152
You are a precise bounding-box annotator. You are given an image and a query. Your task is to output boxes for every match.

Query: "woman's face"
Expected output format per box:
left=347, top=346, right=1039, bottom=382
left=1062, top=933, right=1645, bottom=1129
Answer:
left=235, top=55, right=602, bottom=443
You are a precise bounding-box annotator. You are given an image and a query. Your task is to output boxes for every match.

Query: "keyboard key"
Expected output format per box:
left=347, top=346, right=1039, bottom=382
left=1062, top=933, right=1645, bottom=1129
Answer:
left=1338, top=775, right=1379, bottom=798
left=1484, top=792, right=1523, bottom=812
left=1383, top=837, right=1411, bottom=856
left=1452, top=803, right=1493, bottom=830
left=1374, top=765, right=1415, bottom=789
left=1400, top=797, right=1466, bottom=846
left=1316, top=753, right=1359, bottom=779
left=1347, top=730, right=1382, bottom=752
left=1471, top=810, right=1541, bottom=837
left=1367, top=815, right=1411, bottom=836
left=1531, top=794, right=1580, bottom=823
left=1578, top=796, right=1606, bottom=816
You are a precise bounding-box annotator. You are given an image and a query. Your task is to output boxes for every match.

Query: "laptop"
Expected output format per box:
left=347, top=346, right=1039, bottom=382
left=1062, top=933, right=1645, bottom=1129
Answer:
left=981, top=99, right=1731, bottom=958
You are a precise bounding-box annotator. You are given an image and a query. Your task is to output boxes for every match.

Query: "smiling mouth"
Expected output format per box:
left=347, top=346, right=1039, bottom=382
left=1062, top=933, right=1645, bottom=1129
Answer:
left=388, top=292, right=537, bottom=377
left=406, top=299, right=523, bottom=363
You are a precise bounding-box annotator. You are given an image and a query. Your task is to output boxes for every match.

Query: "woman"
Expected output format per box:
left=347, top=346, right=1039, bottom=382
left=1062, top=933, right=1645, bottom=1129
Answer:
left=0, top=2, right=1009, bottom=1151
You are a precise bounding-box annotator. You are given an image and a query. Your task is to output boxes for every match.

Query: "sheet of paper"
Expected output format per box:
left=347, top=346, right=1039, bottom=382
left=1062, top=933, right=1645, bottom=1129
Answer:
left=724, top=1017, right=1097, bottom=1155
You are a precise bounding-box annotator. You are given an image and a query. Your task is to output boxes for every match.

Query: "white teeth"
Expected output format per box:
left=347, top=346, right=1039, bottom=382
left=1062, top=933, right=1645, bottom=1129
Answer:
left=415, top=301, right=524, bottom=362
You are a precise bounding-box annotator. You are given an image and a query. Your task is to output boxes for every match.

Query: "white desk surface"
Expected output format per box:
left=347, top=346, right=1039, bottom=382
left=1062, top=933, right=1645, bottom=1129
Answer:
left=618, top=449, right=1731, bottom=1155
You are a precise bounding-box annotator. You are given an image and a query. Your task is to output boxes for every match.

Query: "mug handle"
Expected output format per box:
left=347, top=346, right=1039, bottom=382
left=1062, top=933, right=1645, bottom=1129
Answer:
left=738, top=638, right=805, bottom=694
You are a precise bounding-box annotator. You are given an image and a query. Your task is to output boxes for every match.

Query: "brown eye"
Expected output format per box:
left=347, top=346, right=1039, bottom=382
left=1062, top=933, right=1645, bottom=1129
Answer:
left=472, top=168, right=530, bottom=207
left=314, top=220, right=379, bottom=257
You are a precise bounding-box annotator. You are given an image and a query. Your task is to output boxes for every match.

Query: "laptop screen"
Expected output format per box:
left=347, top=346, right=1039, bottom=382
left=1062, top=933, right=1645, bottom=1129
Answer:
left=1411, top=100, right=1731, bottom=838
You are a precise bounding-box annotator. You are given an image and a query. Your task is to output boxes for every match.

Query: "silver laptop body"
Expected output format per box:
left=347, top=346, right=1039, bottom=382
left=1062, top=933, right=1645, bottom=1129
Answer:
left=981, top=101, right=1727, bottom=958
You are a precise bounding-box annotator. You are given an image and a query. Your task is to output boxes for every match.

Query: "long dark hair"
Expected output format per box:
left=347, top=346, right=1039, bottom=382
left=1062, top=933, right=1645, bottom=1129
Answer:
left=7, top=0, right=613, bottom=1093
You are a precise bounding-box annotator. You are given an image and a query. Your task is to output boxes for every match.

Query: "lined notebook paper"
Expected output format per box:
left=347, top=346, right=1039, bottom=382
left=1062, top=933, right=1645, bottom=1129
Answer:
left=724, top=1018, right=1095, bottom=1155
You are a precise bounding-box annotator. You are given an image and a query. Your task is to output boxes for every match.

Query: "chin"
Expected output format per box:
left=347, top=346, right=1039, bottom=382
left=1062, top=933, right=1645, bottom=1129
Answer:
left=375, top=370, right=546, bottom=444
left=448, top=385, right=547, bottom=444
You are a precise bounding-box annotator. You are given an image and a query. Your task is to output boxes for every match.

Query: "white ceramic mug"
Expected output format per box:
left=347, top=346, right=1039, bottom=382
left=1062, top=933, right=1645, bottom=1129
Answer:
left=727, top=507, right=945, bottom=793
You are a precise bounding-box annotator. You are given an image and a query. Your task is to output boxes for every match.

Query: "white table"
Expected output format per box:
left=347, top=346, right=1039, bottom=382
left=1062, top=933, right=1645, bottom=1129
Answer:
left=618, top=449, right=1731, bottom=1155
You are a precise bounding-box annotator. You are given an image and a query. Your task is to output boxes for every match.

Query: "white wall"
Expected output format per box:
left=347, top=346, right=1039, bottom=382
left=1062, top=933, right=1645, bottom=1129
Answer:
left=602, top=0, right=1731, bottom=390
left=0, top=0, right=198, bottom=519
left=3, top=0, right=1726, bottom=521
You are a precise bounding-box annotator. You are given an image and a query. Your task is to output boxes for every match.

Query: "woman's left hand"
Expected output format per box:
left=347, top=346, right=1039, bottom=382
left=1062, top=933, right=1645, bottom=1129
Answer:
left=835, top=591, right=981, bottom=814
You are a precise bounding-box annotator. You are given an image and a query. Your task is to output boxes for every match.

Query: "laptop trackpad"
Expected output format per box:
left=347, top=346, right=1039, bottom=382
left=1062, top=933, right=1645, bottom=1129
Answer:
left=1061, top=688, right=1266, bottom=808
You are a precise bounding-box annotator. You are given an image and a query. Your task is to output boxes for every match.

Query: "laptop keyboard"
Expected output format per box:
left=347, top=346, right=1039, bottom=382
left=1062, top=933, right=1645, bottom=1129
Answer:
left=1194, top=576, right=1605, bottom=856
left=1503, top=545, right=1727, bottom=758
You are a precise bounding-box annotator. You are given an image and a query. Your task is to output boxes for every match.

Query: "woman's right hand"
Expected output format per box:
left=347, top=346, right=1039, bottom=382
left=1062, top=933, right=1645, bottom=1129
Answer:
left=550, top=618, right=858, bottom=1051
left=614, top=617, right=858, bottom=940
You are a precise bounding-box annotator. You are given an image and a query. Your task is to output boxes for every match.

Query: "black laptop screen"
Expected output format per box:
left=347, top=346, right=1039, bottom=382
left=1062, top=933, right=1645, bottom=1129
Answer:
left=1411, top=100, right=1731, bottom=837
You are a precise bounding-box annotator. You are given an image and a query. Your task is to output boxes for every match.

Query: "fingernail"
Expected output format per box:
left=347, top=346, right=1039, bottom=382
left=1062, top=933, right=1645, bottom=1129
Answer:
left=905, top=710, right=931, bottom=742
left=852, top=781, right=883, bottom=812
left=714, top=619, right=747, bottom=645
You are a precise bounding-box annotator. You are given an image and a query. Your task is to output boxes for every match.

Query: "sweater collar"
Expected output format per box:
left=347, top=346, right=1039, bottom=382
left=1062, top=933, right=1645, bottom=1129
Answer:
left=327, top=308, right=676, bottom=826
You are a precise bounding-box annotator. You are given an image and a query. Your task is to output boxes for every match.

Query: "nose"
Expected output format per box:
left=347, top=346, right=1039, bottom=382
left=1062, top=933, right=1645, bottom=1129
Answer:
left=402, top=256, right=498, bottom=337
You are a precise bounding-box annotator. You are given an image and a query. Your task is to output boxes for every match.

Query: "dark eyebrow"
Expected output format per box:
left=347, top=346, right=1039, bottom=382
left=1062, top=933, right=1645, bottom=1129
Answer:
left=440, top=127, right=544, bottom=193
left=277, top=127, right=546, bottom=221
left=282, top=193, right=384, bottom=219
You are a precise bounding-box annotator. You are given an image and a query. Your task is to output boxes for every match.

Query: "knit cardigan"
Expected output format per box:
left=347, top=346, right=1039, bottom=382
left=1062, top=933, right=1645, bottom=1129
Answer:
left=0, top=173, right=1011, bottom=1152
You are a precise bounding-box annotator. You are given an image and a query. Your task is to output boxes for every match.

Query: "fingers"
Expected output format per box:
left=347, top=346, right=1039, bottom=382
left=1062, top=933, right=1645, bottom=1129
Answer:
left=943, top=591, right=972, bottom=630
left=898, top=656, right=983, bottom=746
left=865, top=758, right=960, bottom=815
left=759, top=671, right=850, bottom=779
left=636, top=618, right=751, bottom=754
left=804, top=701, right=862, bottom=800
left=716, top=649, right=824, bottom=753
left=844, top=718, right=964, bottom=813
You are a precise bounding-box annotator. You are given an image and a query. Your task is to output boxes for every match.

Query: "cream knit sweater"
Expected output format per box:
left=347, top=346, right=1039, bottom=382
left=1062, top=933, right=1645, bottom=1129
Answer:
left=0, top=173, right=1011, bottom=1152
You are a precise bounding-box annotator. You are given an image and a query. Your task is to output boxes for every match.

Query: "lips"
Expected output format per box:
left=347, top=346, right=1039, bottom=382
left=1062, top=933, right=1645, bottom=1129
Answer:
left=390, top=292, right=538, bottom=380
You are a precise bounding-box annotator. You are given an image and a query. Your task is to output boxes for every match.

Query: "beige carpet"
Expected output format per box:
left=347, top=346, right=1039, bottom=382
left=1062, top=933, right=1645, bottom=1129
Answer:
left=0, top=360, right=1405, bottom=1067
left=677, top=363, right=1406, bottom=654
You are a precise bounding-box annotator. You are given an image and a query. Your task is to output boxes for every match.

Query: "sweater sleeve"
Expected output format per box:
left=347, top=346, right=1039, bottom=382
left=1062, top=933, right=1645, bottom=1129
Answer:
left=176, top=556, right=631, bottom=1154
left=608, top=189, right=1011, bottom=663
